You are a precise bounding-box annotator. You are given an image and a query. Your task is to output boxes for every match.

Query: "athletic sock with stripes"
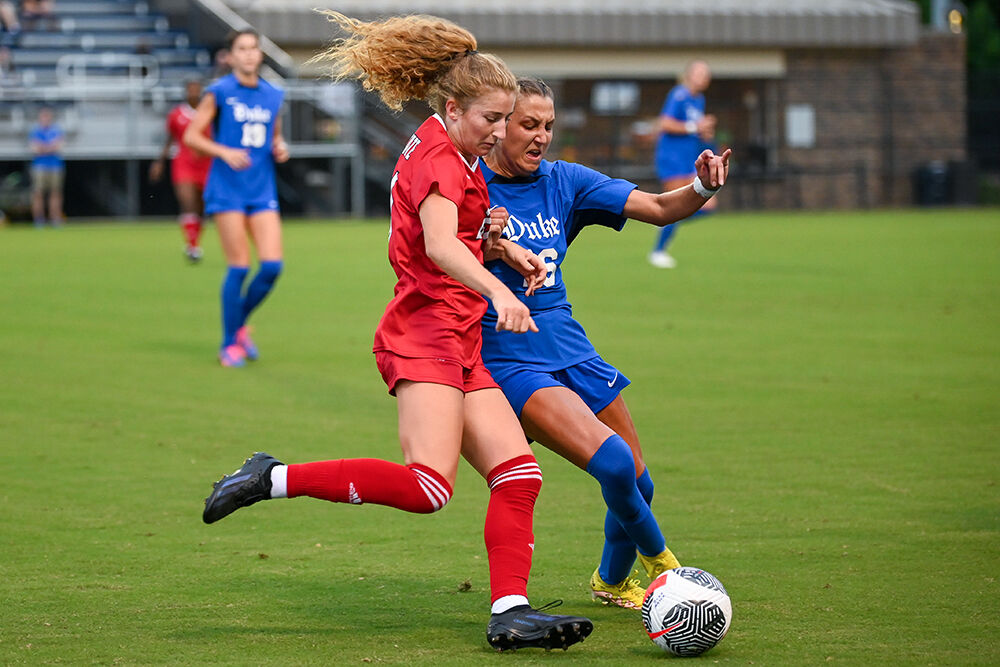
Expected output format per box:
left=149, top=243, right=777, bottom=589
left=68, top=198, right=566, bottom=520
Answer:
left=282, top=459, right=452, bottom=514
left=483, top=454, right=543, bottom=603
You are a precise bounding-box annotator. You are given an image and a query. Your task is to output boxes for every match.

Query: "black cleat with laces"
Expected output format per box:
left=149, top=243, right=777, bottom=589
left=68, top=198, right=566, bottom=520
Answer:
left=203, top=452, right=282, bottom=524
left=486, top=601, right=593, bottom=651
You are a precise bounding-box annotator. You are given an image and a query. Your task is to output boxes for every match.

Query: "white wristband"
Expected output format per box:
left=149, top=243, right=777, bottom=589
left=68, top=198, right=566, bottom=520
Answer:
left=692, top=177, right=720, bottom=199
left=685, top=120, right=698, bottom=135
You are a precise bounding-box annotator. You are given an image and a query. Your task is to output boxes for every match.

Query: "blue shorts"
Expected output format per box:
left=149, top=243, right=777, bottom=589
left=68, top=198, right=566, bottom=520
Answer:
left=656, top=156, right=695, bottom=183
left=489, top=355, right=631, bottom=418
left=205, top=196, right=279, bottom=217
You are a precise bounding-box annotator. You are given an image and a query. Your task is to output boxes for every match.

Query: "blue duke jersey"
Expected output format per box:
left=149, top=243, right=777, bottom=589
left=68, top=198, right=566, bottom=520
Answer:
left=204, top=74, right=284, bottom=212
left=655, top=84, right=705, bottom=180
left=481, top=159, right=637, bottom=371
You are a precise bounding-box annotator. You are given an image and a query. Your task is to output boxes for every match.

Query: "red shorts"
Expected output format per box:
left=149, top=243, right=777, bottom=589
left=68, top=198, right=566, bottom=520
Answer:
left=172, top=159, right=210, bottom=188
left=375, top=351, right=499, bottom=396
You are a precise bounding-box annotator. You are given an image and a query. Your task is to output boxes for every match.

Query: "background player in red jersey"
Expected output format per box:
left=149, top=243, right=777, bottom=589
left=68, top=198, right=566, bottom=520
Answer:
left=150, top=79, right=213, bottom=262
left=201, top=13, right=594, bottom=652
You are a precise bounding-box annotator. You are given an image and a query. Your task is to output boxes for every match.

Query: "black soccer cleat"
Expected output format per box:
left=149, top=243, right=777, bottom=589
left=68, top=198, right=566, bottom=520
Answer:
left=203, top=452, right=282, bottom=524
left=486, top=602, right=593, bottom=652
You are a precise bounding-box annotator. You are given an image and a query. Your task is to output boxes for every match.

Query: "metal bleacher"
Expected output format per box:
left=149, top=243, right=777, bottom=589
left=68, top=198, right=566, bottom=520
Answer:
left=8, top=1, right=208, bottom=87
left=0, top=0, right=212, bottom=174
left=0, top=0, right=367, bottom=218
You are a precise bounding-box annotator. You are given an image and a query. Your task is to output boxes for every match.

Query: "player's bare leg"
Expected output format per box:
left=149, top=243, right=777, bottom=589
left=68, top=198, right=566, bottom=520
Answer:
left=522, top=388, right=678, bottom=595
left=649, top=176, right=691, bottom=268
left=234, top=210, right=284, bottom=359
left=214, top=212, right=252, bottom=365
left=175, top=182, right=204, bottom=261
left=596, top=396, right=680, bottom=578
left=462, top=388, right=594, bottom=651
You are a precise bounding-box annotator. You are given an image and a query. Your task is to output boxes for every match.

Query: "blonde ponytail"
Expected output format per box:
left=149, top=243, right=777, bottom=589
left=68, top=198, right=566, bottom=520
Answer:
left=310, top=12, right=515, bottom=114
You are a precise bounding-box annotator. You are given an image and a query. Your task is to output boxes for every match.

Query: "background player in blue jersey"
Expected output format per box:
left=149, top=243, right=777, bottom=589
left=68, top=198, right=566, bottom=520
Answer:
left=649, top=60, right=717, bottom=269
left=480, top=78, right=729, bottom=609
left=29, top=106, right=65, bottom=227
left=184, top=28, right=289, bottom=367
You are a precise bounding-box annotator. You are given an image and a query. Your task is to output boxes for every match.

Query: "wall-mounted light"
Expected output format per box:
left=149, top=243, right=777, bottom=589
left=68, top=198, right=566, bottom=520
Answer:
left=948, top=8, right=963, bottom=33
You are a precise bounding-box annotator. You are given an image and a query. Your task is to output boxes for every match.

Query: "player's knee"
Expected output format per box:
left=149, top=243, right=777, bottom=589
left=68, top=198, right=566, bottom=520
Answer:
left=423, top=486, right=451, bottom=513
left=586, top=435, right=637, bottom=495
left=407, top=464, right=452, bottom=513
left=486, top=455, right=543, bottom=499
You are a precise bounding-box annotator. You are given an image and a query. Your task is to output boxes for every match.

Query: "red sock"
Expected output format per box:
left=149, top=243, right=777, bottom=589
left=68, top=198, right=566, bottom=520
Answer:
left=287, top=459, right=451, bottom=514
left=180, top=214, right=202, bottom=247
left=484, top=455, right=543, bottom=602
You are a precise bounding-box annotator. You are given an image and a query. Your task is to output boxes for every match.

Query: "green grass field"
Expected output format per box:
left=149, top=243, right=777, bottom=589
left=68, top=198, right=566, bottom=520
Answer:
left=2, top=209, right=998, bottom=665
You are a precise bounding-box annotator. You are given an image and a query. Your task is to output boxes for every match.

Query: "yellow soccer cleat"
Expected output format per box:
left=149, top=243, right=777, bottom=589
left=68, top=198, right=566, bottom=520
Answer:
left=637, top=547, right=681, bottom=581
left=589, top=568, right=645, bottom=610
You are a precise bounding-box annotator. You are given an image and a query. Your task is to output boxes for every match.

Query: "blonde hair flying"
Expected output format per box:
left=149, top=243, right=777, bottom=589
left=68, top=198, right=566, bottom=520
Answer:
left=310, top=12, right=516, bottom=114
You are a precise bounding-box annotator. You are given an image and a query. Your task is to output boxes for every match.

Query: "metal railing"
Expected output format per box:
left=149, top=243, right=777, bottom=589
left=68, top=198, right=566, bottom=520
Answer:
left=0, top=77, right=366, bottom=217
left=55, top=53, right=161, bottom=89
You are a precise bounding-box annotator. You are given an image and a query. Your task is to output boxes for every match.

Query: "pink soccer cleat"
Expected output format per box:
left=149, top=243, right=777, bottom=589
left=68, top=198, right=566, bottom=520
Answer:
left=218, top=344, right=247, bottom=368
left=235, top=326, right=258, bottom=361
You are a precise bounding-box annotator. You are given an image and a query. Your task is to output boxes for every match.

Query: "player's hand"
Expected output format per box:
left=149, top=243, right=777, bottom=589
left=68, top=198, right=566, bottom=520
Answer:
left=222, top=147, right=252, bottom=170
left=148, top=159, right=164, bottom=182
left=482, top=206, right=508, bottom=254
left=697, top=114, right=717, bottom=140
left=272, top=140, right=290, bottom=164
left=695, top=148, right=731, bottom=190
left=492, top=290, right=538, bottom=334
left=508, top=246, right=547, bottom=297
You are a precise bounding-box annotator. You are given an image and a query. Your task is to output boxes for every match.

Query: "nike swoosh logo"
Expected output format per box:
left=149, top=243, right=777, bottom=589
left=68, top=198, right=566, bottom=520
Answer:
left=607, top=371, right=618, bottom=388
left=648, top=621, right=683, bottom=639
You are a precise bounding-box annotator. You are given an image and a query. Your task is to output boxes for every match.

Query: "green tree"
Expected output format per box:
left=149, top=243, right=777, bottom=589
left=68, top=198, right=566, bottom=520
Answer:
left=966, top=0, right=1000, bottom=72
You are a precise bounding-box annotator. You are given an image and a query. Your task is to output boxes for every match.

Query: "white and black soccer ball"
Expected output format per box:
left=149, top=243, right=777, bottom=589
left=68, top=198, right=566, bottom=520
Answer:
left=641, top=567, right=732, bottom=657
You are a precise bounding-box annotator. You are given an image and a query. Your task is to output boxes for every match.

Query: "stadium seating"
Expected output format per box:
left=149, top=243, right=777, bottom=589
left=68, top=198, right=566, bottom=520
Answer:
left=6, top=0, right=210, bottom=86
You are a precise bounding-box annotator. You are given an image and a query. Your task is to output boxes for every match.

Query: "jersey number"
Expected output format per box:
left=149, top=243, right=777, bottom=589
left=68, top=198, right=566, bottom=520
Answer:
left=240, top=122, right=267, bottom=148
left=523, top=247, right=558, bottom=289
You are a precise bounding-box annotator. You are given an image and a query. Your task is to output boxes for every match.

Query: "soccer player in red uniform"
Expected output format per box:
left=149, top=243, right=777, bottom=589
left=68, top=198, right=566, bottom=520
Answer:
left=150, top=79, right=213, bottom=262
left=200, top=13, right=593, bottom=651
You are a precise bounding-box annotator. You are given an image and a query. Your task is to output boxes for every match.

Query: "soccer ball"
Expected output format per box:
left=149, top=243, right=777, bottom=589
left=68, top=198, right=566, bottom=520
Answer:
left=641, top=567, right=732, bottom=656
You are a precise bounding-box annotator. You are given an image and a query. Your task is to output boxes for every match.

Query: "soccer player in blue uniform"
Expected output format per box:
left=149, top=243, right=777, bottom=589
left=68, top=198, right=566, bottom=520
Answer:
left=183, top=28, right=289, bottom=367
left=480, top=78, right=730, bottom=609
left=650, top=60, right=717, bottom=268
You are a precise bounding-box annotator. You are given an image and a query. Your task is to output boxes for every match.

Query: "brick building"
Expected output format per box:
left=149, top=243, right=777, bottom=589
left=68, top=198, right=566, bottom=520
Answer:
left=225, top=0, right=966, bottom=210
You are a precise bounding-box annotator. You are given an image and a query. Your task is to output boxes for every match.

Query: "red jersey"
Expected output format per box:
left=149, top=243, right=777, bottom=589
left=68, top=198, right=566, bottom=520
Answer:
left=166, top=103, right=212, bottom=186
left=373, top=115, right=492, bottom=367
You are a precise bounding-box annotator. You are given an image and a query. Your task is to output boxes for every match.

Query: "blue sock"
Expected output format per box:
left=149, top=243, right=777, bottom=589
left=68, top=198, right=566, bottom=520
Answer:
left=588, top=436, right=665, bottom=584
left=598, top=467, right=657, bottom=585
left=653, top=223, right=676, bottom=252
left=220, top=266, right=249, bottom=348
left=240, top=260, right=282, bottom=324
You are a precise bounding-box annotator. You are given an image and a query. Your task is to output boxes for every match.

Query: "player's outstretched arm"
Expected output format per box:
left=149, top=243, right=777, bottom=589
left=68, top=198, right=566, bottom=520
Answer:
left=622, top=148, right=731, bottom=227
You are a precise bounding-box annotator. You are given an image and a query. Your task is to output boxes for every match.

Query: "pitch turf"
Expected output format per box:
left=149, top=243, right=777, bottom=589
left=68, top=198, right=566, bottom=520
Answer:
left=1, top=209, right=998, bottom=664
